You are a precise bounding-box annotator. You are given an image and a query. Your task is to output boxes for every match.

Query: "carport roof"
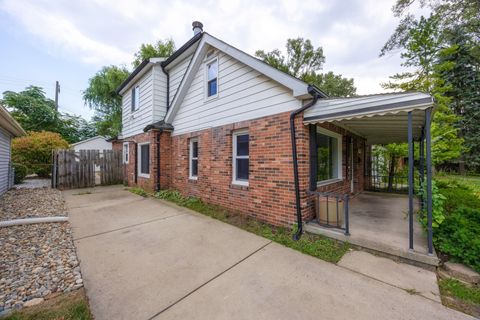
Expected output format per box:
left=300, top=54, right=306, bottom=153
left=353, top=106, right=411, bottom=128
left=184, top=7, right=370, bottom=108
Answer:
left=303, top=92, right=434, bottom=145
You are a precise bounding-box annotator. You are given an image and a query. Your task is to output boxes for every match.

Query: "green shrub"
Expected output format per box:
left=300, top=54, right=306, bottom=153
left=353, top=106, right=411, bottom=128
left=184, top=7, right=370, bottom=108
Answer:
left=12, top=131, right=69, bottom=178
left=12, top=163, right=27, bottom=184
left=437, top=179, right=480, bottom=213
left=418, top=180, right=446, bottom=228
left=435, top=207, right=480, bottom=272
left=128, top=187, right=148, bottom=197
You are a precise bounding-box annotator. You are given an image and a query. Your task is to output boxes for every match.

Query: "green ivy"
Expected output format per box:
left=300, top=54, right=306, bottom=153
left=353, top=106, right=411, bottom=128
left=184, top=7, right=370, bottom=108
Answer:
left=417, top=180, right=446, bottom=228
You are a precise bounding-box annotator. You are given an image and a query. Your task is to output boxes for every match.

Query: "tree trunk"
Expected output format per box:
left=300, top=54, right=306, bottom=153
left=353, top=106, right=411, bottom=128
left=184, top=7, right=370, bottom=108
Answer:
left=387, top=155, right=396, bottom=192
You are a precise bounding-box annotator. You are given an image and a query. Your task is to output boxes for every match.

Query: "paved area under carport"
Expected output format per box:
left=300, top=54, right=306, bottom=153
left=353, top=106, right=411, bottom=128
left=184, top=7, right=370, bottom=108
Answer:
left=63, top=186, right=473, bottom=320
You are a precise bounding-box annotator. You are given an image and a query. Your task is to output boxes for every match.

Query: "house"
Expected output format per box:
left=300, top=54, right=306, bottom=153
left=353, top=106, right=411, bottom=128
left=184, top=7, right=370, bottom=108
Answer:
left=71, top=136, right=112, bottom=152
left=114, top=22, right=437, bottom=265
left=0, top=105, right=26, bottom=194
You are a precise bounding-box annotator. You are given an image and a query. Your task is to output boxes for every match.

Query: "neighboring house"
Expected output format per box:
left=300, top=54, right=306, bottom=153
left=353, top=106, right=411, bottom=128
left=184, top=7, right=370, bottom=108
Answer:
left=0, top=105, right=26, bottom=194
left=114, top=22, right=437, bottom=263
left=71, top=136, right=112, bottom=152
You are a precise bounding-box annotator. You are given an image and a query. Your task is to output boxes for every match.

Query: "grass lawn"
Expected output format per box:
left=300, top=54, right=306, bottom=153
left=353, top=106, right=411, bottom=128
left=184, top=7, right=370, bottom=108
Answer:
left=130, top=188, right=350, bottom=264
left=437, top=174, right=480, bottom=198
left=1, top=289, right=91, bottom=320
left=439, top=278, right=480, bottom=317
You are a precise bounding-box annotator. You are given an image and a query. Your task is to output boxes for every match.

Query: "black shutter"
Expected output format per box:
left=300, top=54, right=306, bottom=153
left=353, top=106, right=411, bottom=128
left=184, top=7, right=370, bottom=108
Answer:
left=131, top=88, right=135, bottom=111
left=309, top=125, right=317, bottom=191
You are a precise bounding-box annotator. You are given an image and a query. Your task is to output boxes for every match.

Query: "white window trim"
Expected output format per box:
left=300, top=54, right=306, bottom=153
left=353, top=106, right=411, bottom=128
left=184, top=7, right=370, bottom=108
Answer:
left=232, top=130, right=249, bottom=186
left=205, top=56, right=219, bottom=101
left=315, top=127, right=343, bottom=186
left=137, top=142, right=150, bottom=178
left=123, top=142, right=129, bottom=164
left=132, top=85, right=140, bottom=112
left=189, top=138, right=198, bottom=180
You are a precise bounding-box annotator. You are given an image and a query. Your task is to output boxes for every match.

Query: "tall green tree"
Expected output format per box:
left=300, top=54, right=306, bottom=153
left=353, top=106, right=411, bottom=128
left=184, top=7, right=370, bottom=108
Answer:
left=82, top=65, right=129, bottom=137
left=2, top=86, right=96, bottom=143
left=256, top=38, right=356, bottom=97
left=133, top=39, right=176, bottom=67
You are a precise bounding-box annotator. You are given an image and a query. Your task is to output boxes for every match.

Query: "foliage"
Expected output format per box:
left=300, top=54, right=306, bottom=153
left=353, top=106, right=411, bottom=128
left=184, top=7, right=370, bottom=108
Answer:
left=133, top=39, right=176, bottom=68
left=82, top=65, right=129, bottom=137
left=439, top=278, right=480, bottom=305
left=417, top=180, right=446, bottom=228
left=12, top=131, right=69, bottom=177
left=1, top=86, right=96, bottom=143
left=12, top=163, right=27, bottom=184
left=256, top=38, right=356, bottom=97
left=434, top=177, right=480, bottom=272
left=1, top=289, right=91, bottom=320
left=154, top=189, right=349, bottom=263
left=435, top=206, right=480, bottom=272
left=128, top=187, right=148, bottom=197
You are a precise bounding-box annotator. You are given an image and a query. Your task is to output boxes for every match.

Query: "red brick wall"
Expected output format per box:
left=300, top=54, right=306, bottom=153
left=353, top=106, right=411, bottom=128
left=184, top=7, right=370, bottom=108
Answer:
left=118, top=111, right=366, bottom=227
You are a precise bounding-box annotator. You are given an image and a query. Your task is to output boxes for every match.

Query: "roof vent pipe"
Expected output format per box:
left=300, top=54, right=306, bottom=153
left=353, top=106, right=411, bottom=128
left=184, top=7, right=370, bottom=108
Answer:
left=192, top=21, right=203, bottom=35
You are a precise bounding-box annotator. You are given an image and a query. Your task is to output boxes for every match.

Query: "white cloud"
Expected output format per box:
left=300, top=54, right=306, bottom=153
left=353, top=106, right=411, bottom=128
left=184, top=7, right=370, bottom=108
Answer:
left=0, top=0, right=426, bottom=94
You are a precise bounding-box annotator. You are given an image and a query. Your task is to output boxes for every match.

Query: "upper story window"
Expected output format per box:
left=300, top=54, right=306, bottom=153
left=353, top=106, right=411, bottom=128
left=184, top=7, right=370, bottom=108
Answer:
left=189, top=138, right=199, bottom=180
left=206, top=58, right=218, bottom=98
left=131, top=85, right=140, bottom=112
left=123, top=143, right=129, bottom=164
left=315, top=127, right=342, bottom=184
left=138, top=142, right=150, bottom=178
left=232, top=130, right=249, bottom=186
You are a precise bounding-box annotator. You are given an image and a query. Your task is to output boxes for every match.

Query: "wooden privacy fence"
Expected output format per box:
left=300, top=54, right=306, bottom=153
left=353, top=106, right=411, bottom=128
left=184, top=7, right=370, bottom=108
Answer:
left=52, top=149, right=123, bottom=190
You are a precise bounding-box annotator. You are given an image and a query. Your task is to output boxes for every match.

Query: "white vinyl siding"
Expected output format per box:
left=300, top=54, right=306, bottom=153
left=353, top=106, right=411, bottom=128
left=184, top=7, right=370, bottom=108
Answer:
left=121, top=69, right=154, bottom=138
left=0, top=127, right=12, bottom=194
left=152, top=64, right=168, bottom=122
left=171, top=51, right=301, bottom=136
left=169, top=53, right=194, bottom=105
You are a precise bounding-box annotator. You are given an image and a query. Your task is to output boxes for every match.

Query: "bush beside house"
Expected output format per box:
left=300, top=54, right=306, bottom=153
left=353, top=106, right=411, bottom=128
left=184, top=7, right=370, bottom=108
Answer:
left=12, top=131, right=69, bottom=178
left=434, top=179, right=480, bottom=272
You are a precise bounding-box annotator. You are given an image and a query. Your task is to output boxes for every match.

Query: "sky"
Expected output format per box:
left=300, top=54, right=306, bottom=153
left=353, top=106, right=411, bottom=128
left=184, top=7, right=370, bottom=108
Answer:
left=0, top=0, right=425, bottom=121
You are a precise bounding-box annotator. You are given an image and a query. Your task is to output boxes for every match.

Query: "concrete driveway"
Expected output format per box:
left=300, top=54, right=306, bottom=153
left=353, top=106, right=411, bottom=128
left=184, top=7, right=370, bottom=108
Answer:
left=63, top=186, right=473, bottom=320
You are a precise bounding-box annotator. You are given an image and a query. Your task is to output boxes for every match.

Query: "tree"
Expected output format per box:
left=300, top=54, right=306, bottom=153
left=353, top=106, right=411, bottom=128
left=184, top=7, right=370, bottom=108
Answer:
left=2, top=86, right=96, bottom=143
left=82, top=65, right=129, bottom=137
left=133, top=39, right=176, bottom=67
left=12, top=131, right=69, bottom=177
left=256, top=38, right=356, bottom=97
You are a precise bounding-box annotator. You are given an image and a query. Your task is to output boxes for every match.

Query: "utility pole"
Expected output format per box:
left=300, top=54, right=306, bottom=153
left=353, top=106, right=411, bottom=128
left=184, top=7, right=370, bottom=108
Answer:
left=54, top=81, right=60, bottom=111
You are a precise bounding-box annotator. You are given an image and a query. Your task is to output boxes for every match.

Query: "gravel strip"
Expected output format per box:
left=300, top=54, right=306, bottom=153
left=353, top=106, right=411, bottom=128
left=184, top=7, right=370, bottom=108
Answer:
left=0, top=222, right=83, bottom=312
left=0, top=187, right=67, bottom=221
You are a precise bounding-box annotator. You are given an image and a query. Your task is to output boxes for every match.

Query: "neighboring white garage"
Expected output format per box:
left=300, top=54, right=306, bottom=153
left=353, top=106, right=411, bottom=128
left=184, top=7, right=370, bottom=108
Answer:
left=71, top=136, right=112, bottom=152
left=0, top=105, right=26, bottom=195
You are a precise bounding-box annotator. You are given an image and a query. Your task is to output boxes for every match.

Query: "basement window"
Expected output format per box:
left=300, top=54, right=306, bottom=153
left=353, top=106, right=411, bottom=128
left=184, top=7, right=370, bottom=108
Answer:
left=123, top=142, right=129, bottom=164
left=189, top=138, right=199, bottom=179
left=232, top=130, right=249, bottom=186
left=206, top=58, right=218, bottom=98
left=138, top=142, right=150, bottom=178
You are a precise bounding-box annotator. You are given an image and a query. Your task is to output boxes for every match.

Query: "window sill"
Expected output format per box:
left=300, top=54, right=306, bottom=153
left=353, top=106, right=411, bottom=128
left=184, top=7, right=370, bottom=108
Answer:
left=316, top=178, right=343, bottom=188
left=230, top=183, right=249, bottom=191
left=205, top=94, right=219, bottom=103
left=188, top=177, right=198, bottom=183
left=138, top=174, right=150, bottom=179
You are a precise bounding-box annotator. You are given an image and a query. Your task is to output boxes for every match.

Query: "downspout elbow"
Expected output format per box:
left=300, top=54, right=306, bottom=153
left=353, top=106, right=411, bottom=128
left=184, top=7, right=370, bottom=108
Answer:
left=290, top=87, right=321, bottom=241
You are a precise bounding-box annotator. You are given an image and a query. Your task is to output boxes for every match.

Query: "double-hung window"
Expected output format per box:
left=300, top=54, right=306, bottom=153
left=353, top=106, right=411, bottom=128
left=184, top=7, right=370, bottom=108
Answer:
left=189, top=138, right=199, bottom=179
left=315, top=127, right=342, bottom=184
left=138, top=143, right=150, bottom=178
left=206, top=58, right=218, bottom=98
left=123, top=142, right=129, bottom=164
left=232, top=130, right=249, bottom=186
left=131, top=85, right=140, bottom=111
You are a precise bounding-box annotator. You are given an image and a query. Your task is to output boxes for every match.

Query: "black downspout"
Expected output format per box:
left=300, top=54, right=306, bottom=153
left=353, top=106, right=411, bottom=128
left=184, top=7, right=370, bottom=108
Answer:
left=291, top=86, right=321, bottom=241
left=134, top=142, right=138, bottom=184
left=156, top=132, right=161, bottom=192
left=161, top=64, right=170, bottom=112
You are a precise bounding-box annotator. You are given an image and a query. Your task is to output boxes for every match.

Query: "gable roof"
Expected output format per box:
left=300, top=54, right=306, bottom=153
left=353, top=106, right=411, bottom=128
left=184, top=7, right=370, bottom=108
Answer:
left=70, top=135, right=110, bottom=146
left=116, top=33, right=203, bottom=95
left=0, top=105, right=25, bottom=137
left=164, top=33, right=316, bottom=124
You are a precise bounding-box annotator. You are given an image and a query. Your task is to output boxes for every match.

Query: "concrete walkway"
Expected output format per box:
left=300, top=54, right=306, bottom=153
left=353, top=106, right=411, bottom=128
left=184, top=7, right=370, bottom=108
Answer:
left=64, top=186, right=473, bottom=320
